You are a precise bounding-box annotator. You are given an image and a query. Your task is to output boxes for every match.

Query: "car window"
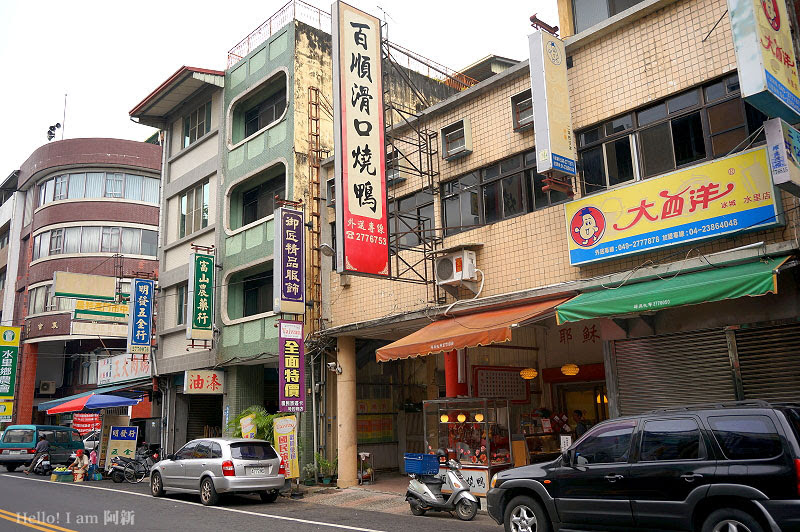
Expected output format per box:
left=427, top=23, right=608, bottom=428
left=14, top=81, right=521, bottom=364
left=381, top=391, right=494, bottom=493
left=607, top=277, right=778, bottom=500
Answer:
left=40, top=431, right=55, bottom=443
left=71, top=431, right=81, bottom=442
left=708, top=415, right=783, bottom=460
left=55, top=431, right=69, bottom=443
left=2, top=429, right=34, bottom=443
left=194, top=442, right=211, bottom=459
left=230, top=442, right=278, bottom=460
left=783, top=408, right=800, bottom=442
left=175, top=442, right=197, bottom=460
left=640, top=418, right=703, bottom=461
left=210, top=442, right=222, bottom=459
left=573, top=420, right=636, bottom=465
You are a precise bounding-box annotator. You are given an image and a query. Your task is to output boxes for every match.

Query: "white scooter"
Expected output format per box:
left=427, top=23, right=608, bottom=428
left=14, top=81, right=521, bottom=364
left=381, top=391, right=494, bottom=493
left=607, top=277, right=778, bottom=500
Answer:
left=406, top=452, right=479, bottom=521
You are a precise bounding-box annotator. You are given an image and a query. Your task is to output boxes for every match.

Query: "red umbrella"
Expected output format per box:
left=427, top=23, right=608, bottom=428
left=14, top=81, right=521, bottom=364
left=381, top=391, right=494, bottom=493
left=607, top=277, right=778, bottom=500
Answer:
left=47, top=394, right=141, bottom=414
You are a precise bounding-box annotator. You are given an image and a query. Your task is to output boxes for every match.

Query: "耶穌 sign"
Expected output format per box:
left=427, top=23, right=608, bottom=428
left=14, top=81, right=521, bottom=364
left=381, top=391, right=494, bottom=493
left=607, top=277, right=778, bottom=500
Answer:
left=728, top=0, right=800, bottom=121
left=564, top=147, right=782, bottom=266
left=332, top=1, right=390, bottom=277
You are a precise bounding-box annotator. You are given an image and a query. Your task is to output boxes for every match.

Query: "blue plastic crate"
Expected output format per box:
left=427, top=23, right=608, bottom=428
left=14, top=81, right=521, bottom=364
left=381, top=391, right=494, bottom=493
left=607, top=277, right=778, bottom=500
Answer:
left=404, top=453, right=440, bottom=475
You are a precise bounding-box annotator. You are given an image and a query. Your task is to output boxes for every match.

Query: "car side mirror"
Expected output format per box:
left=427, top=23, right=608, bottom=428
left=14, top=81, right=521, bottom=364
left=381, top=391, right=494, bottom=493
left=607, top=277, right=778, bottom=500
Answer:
left=563, top=449, right=576, bottom=467
left=167, top=454, right=176, bottom=461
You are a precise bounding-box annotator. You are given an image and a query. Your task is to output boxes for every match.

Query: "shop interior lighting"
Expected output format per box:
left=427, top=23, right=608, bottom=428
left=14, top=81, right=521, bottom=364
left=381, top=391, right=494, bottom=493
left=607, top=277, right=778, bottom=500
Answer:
left=520, top=368, right=538, bottom=379
left=596, top=394, right=608, bottom=404
left=561, top=363, right=580, bottom=376
left=457, top=413, right=467, bottom=423
left=474, top=413, right=484, bottom=422
left=440, top=414, right=449, bottom=423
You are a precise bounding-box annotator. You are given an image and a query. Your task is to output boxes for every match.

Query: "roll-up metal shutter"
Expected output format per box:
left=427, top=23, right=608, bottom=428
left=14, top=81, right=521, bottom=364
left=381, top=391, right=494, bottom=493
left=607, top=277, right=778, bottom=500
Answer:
left=613, top=328, right=736, bottom=415
left=735, top=323, right=800, bottom=402
left=186, top=395, right=223, bottom=441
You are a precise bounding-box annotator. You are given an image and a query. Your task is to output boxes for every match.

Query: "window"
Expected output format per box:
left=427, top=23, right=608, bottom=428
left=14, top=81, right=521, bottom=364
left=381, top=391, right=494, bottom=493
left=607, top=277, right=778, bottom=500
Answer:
left=179, top=181, right=209, bottom=238
left=442, top=119, right=472, bottom=159
left=54, top=175, right=69, bottom=200
left=3, top=429, right=34, bottom=443
left=577, top=74, right=768, bottom=194
left=572, top=0, right=646, bottom=33
left=0, top=269, right=6, bottom=291
left=143, top=177, right=160, bottom=204
left=230, top=442, right=278, bottom=460
left=388, top=190, right=435, bottom=249
left=55, top=430, right=69, bottom=444
left=210, top=442, right=223, bottom=459
left=71, top=431, right=81, bottom=443
left=194, top=442, right=212, bottom=459
left=124, top=173, right=143, bottom=201
left=68, top=173, right=85, bottom=199
left=0, top=228, right=9, bottom=249
left=141, top=230, right=157, bottom=256
left=175, top=442, right=197, bottom=460
left=183, top=101, right=212, bottom=148
left=121, top=228, right=139, bottom=255
left=573, top=420, right=636, bottom=464
left=442, top=151, right=568, bottom=236
left=243, top=270, right=273, bottom=317
left=81, top=227, right=101, bottom=253
left=241, top=180, right=284, bottom=226
left=386, top=149, right=401, bottom=184
left=640, top=418, right=703, bottom=461
left=49, top=228, right=63, bottom=255
left=101, top=227, right=120, bottom=252
left=104, top=173, right=123, bottom=198
left=326, top=178, right=336, bottom=206
left=511, top=90, right=534, bottom=130
left=28, top=285, right=50, bottom=315
left=34, top=226, right=155, bottom=257
left=708, top=415, right=783, bottom=460
left=244, top=90, right=286, bottom=138
left=176, top=283, right=188, bottom=326
left=64, top=227, right=81, bottom=253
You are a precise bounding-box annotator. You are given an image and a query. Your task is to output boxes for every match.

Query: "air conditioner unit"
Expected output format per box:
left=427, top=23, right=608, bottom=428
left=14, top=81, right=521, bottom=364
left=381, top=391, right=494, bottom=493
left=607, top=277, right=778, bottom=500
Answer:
left=39, top=381, right=56, bottom=394
left=435, top=250, right=477, bottom=286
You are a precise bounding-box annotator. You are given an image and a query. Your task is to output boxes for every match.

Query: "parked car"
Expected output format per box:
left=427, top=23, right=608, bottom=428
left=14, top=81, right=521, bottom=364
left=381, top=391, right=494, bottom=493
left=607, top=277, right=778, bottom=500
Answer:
left=0, top=425, right=84, bottom=471
left=487, top=401, right=800, bottom=532
left=150, top=437, right=285, bottom=506
left=82, top=429, right=100, bottom=452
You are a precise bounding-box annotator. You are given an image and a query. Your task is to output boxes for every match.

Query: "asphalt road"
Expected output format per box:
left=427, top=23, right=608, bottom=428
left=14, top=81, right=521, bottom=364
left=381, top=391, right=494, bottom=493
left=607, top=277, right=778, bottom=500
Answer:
left=0, top=472, right=501, bottom=532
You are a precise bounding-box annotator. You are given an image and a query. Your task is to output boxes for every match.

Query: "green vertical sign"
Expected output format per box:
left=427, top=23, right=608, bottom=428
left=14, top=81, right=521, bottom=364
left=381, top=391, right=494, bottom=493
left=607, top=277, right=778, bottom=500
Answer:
left=187, top=253, right=214, bottom=340
left=0, top=327, right=22, bottom=399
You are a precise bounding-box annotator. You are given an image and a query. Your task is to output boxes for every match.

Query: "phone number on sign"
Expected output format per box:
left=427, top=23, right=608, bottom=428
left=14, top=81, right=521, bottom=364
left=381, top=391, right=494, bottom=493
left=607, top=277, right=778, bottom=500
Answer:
left=345, top=231, right=387, bottom=245
left=688, top=218, right=738, bottom=235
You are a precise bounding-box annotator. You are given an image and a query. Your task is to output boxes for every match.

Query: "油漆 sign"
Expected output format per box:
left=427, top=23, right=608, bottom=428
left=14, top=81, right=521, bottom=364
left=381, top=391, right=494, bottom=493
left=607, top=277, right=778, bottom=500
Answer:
left=273, top=207, right=305, bottom=314
left=529, top=30, right=576, bottom=177
left=127, top=279, right=154, bottom=354
left=278, top=320, right=305, bottom=412
left=564, top=147, right=782, bottom=265
left=184, top=369, right=224, bottom=395
left=333, top=1, right=389, bottom=277
left=728, top=0, right=800, bottom=121
left=187, top=253, right=214, bottom=340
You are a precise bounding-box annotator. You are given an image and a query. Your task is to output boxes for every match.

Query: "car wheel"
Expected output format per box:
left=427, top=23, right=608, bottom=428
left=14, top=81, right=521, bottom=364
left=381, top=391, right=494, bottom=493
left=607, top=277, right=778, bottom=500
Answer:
left=151, top=472, right=165, bottom=497
left=5, top=464, right=17, bottom=472
left=702, top=508, right=763, bottom=532
left=200, top=477, right=219, bottom=506
left=504, top=495, right=551, bottom=532
left=259, top=490, right=279, bottom=503
left=111, top=470, right=125, bottom=483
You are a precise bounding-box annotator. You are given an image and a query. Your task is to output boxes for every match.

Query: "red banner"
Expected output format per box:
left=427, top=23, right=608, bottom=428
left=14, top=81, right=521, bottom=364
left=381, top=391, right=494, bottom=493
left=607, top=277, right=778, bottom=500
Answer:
left=72, top=413, right=101, bottom=435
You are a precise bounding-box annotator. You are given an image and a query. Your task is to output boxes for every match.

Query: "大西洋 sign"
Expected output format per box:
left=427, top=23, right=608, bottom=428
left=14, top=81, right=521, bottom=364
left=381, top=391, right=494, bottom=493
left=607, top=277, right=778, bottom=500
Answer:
left=332, top=1, right=390, bottom=277
left=564, top=147, right=782, bottom=265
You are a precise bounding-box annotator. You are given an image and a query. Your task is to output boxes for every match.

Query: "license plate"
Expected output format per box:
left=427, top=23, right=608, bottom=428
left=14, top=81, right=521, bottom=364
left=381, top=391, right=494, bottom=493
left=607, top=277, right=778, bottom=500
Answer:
left=247, top=467, right=266, bottom=475
left=9, top=450, right=25, bottom=455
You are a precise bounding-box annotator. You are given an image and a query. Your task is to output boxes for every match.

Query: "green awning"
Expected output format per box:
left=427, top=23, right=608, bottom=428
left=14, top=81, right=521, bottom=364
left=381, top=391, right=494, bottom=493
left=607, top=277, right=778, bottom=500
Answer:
left=556, top=256, right=791, bottom=324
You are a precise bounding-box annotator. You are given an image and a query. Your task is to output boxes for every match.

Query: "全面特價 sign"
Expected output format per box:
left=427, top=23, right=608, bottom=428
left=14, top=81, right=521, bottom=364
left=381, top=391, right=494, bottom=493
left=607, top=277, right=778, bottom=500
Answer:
left=728, top=0, right=800, bottom=121
left=273, top=207, right=305, bottom=314
left=184, top=369, right=224, bottom=394
left=187, top=253, right=214, bottom=340
left=564, top=147, right=782, bottom=266
left=127, top=279, right=154, bottom=354
left=278, top=320, right=305, bottom=412
left=0, top=327, right=21, bottom=399
left=332, top=1, right=390, bottom=277
left=529, top=30, right=576, bottom=177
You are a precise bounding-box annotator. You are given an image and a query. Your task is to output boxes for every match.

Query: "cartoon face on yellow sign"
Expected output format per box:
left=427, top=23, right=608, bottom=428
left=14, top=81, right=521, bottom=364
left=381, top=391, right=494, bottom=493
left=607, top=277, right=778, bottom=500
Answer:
left=564, top=147, right=782, bottom=265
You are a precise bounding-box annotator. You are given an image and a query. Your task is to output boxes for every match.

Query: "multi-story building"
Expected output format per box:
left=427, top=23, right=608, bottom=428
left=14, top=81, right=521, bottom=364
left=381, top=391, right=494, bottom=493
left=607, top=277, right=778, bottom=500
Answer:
left=130, top=66, right=225, bottom=452
left=319, top=0, right=800, bottom=489
left=10, top=138, right=161, bottom=428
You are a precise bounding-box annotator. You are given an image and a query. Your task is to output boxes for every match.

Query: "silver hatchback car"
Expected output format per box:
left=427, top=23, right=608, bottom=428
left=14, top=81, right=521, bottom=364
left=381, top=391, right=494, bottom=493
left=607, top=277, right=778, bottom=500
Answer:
left=150, top=437, right=285, bottom=505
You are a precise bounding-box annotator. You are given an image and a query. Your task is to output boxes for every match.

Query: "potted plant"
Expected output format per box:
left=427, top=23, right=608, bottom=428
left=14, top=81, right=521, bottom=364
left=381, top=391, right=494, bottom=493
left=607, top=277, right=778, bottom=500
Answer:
left=302, top=462, right=317, bottom=486
left=315, top=452, right=337, bottom=484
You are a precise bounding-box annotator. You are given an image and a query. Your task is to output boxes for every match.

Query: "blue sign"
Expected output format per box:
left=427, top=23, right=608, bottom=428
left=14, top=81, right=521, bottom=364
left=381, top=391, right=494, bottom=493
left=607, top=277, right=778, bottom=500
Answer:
left=110, top=427, right=138, bottom=440
left=127, top=279, right=154, bottom=354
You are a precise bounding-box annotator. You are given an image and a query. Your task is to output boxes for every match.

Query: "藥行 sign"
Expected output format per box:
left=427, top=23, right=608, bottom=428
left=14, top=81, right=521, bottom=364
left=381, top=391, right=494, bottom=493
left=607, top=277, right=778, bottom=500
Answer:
left=187, top=253, right=214, bottom=340
left=564, top=147, right=782, bottom=266
left=332, top=1, right=390, bottom=277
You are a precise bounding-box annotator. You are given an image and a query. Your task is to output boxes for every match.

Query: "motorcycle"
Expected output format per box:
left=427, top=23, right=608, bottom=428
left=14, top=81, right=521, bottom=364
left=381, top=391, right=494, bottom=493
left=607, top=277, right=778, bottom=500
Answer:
left=30, top=452, right=53, bottom=476
left=108, top=446, right=159, bottom=483
left=405, top=451, right=479, bottom=521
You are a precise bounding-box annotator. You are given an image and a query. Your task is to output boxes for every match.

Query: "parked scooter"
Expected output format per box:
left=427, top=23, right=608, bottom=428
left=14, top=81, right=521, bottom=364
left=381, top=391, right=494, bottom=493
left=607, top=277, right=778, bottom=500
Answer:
left=405, top=450, right=479, bottom=521
left=30, top=452, right=53, bottom=476
left=108, top=443, right=153, bottom=483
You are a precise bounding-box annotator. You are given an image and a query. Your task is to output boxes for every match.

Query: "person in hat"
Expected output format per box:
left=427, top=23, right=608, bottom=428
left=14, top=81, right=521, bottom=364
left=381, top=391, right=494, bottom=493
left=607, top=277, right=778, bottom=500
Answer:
left=68, top=449, right=90, bottom=481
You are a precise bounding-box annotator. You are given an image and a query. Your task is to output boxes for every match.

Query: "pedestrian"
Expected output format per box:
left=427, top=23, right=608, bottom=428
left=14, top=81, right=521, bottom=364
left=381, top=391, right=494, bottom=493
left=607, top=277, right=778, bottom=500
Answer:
left=573, top=410, right=588, bottom=438
left=68, top=449, right=90, bottom=482
left=25, top=435, right=50, bottom=475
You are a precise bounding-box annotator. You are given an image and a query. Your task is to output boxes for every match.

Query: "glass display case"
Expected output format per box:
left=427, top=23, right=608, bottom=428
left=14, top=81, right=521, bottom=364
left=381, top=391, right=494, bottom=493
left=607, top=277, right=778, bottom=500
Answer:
left=422, top=398, right=512, bottom=497
left=520, top=412, right=571, bottom=463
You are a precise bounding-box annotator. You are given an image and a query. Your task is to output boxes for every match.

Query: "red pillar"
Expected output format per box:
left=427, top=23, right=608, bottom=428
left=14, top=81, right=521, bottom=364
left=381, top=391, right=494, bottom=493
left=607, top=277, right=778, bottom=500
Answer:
left=16, top=343, right=38, bottom=424
left=444, top=350, right=467, bottom=397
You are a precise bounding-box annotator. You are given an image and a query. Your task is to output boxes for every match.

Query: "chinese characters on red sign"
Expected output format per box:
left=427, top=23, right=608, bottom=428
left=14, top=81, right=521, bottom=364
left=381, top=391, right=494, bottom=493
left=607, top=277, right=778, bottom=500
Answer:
left=333, top=2, right=389, bottom=277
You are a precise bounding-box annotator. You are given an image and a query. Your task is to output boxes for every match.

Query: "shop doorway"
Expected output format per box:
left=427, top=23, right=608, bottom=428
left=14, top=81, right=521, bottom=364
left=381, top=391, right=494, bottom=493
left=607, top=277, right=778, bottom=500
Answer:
left=186, top=395, right=223, bottom=441
left=554, top=382, right=608, bottom=432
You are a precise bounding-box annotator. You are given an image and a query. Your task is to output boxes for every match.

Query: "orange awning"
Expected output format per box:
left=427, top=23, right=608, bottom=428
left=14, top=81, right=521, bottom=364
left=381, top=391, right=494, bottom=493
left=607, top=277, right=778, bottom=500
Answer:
left=375, top=296, right=573, bottom=362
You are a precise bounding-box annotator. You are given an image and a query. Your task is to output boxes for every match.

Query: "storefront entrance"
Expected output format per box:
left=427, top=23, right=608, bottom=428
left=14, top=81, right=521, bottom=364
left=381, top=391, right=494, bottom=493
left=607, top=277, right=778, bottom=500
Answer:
left=554, top=381, right=609, bottom=431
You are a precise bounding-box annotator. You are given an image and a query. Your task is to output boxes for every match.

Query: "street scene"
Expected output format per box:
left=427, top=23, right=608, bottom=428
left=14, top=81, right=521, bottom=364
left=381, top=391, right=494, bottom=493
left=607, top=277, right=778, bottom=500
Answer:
left=2, top=0, right=800, bottom=530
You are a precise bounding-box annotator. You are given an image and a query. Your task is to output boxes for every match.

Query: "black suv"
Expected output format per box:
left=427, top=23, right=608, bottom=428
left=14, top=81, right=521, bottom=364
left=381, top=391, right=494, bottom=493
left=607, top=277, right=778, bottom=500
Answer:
left=487, top=402, right=800, bottom=532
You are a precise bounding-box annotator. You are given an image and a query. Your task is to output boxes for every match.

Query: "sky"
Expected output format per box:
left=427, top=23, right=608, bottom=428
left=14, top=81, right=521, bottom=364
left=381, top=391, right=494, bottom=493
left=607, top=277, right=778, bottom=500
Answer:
left=0, top=1, right=558, bottom=176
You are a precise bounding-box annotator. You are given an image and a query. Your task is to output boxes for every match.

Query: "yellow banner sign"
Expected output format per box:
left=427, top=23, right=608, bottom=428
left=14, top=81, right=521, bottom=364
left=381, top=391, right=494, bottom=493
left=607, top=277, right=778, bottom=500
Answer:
left=0, top=400, right=12, bottom=422
left=565, top=147, right=781, bottom=265
left=273, top=415, right=299, bottom=479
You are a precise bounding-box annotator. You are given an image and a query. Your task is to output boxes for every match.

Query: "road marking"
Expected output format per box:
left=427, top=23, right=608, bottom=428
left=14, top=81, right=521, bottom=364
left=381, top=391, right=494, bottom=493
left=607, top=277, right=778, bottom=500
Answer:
left=0, top=509, right=78, bottom=532
left=0, top=474, right=387, bottom=532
